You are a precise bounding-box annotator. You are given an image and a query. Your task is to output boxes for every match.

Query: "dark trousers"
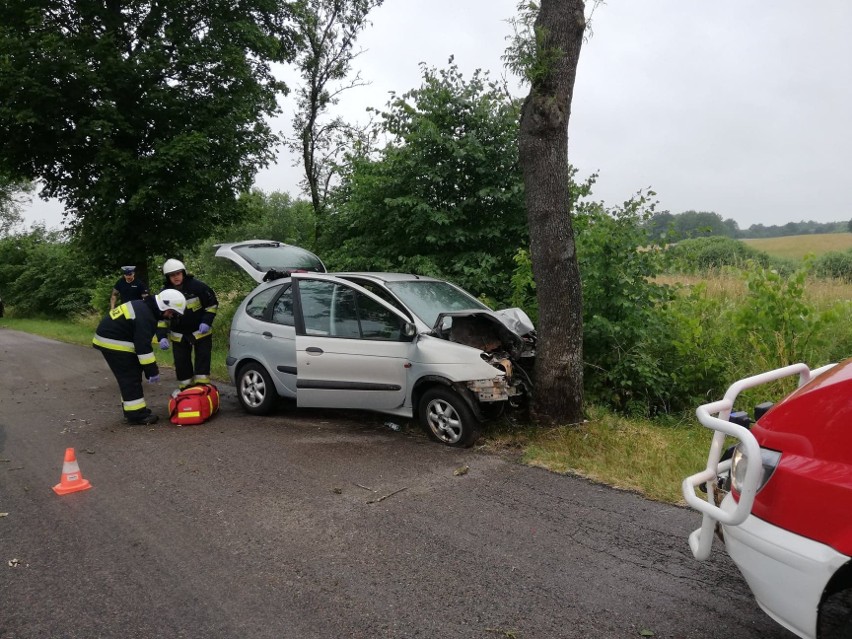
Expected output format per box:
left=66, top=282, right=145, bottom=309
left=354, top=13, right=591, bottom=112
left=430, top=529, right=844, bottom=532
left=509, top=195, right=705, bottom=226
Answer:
left=173, top=336, right=213, bottom=388
left=95, top=347, right=150, bottom=421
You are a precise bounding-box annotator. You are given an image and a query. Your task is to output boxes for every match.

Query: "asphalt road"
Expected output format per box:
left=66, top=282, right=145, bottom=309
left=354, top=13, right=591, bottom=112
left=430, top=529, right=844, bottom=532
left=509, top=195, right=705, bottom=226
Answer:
left=0, top=328, right=795, bottom=639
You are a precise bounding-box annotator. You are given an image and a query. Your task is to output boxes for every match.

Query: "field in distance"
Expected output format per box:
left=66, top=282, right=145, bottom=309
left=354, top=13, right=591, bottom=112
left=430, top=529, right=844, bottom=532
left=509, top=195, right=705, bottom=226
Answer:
left=742, top=232, right=852, bottom=260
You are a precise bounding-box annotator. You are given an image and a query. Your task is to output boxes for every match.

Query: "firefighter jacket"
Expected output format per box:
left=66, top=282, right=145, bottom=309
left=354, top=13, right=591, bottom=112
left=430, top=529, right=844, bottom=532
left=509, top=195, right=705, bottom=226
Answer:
left=159, top=276, right=218, bottom=343
left=92, top=298, right=161, bottom=379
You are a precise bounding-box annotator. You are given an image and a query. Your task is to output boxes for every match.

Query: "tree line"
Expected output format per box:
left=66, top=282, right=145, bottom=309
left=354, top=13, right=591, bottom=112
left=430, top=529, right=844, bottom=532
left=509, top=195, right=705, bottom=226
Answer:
left=643, top=210, right=848, bottom=241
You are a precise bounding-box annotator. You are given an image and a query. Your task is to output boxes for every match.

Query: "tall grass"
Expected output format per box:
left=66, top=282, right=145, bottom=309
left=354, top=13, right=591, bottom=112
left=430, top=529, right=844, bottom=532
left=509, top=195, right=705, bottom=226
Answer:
left=743, top=232, right=852, bottom=261
left=656, top=272, right=852, bottom=309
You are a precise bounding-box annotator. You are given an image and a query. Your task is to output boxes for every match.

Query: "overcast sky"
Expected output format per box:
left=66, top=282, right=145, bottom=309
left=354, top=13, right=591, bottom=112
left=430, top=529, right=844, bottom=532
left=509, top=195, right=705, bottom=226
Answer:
left=21, top=0, right=852, bottom=230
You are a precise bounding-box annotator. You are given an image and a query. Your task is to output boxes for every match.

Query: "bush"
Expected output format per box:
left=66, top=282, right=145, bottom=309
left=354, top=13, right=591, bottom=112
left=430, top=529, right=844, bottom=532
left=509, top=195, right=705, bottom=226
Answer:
left=812, top=250, right=852, bottom=282
left=663, top=236, right=781, bottom=274
left=574, top=194, right=677, bottom=415
left=0, top=226, right=97, bottom=317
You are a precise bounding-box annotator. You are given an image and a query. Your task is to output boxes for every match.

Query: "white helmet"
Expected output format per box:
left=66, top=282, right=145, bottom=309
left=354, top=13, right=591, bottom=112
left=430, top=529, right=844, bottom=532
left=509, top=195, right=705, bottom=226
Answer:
left=162, top=258, right=186, bottom=275
left=155, top=289, right=186, bottom=315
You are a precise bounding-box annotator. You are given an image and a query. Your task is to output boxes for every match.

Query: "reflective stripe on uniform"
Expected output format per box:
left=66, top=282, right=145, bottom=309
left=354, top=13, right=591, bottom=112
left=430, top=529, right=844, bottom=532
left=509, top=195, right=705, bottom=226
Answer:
left=137, top=350, right=156, bottom=366
left=193, top=330, right=212, bottom=340
left=178, top=377, right=194, bottom=389
left=193, top=374, right=211, bottom=384
left=93, top=335, right=135, bottom=352
left=109, top=303, right=136, bottom=321
left=123, top=397, right=147, bottom=410
left=185, top=296, right=201, bottom=311
left=204, top=304, right=218, bottom=314
left=169, top=331, right=184, bottom=341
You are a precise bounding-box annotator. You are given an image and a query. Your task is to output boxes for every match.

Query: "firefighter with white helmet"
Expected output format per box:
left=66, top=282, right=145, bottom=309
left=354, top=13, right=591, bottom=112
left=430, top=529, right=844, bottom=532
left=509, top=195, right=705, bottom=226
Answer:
left=93, top=289, right=186, bottom=425
left=159, top=258, right=219, bottom=389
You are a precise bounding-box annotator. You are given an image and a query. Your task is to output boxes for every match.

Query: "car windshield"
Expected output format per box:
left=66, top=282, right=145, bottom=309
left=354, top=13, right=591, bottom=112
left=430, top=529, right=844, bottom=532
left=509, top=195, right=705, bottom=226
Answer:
left=233, top=244, right=325, bottom=273
left=384, top=280, right=489, bottom=327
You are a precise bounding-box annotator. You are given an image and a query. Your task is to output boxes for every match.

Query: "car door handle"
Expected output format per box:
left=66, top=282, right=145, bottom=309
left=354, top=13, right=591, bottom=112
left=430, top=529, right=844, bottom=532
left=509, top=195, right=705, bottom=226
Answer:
left=262, top=331, right=273, bottom=338
left=306, top=346, right=324, bottom=355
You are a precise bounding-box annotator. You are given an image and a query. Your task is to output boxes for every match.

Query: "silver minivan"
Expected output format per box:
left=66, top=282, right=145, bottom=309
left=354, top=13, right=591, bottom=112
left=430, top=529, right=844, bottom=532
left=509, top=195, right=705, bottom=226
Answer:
left=217, top=243, right=535, bottom=447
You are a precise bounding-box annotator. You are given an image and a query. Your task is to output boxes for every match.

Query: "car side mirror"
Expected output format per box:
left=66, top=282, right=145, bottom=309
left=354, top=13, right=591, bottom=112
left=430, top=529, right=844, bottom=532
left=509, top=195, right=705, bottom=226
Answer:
left=403, top=322, right=417, bottom=337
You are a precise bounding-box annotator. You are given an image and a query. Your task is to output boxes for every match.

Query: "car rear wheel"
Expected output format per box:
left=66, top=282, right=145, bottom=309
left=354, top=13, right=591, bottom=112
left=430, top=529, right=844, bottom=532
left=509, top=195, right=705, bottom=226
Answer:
left=237, top=362, right=276, bottom=415
left=418, top=387, right=479, bottom=448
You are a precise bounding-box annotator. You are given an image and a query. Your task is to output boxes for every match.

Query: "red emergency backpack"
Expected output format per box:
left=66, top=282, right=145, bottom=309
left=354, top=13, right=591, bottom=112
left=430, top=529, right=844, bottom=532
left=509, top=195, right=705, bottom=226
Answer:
left=168, top=384, right=220, bottom=425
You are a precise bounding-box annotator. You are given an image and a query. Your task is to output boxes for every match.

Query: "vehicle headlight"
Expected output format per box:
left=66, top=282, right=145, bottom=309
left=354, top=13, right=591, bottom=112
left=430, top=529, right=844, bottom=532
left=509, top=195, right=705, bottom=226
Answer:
left=730, top=443, right=782, bottom=494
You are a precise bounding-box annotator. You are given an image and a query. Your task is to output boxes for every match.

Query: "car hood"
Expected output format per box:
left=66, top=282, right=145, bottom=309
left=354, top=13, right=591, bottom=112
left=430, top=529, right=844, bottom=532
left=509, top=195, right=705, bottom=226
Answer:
left=753, top=358, right=852, bottom=464
left=431, top=309, right=530, bottom=357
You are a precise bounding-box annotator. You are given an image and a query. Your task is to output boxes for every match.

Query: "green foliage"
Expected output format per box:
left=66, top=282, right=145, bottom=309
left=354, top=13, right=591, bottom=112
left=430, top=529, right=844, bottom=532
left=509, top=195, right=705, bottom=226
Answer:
left=502, top=2, right=539, bottom=82
left=646, top=210, right=740, bottom=240
left=0, top=226, right=98, bottom=316
left=0, top=0, right=296, bottom=271
left=812, top=249, right=852, bottom=282
left=731, top=260, right=828, bottom=370
left=502, top=1, right=564, bottom=87
left=663, top=236, right=780, bottom=274
left=321, top=61, right=526, bottom=306
left=574, top=192, right=677, bottom=415
left=644, top=210, right=846, bottom=240
left=508, top=248, right=537, bottom=323
left=215, top=190, right=317, bottom=249
left=744, top=219, right=847, bottom=239
left=657, top=282, right=731, bottom=408
left=90, top=274, right=119, bottom=314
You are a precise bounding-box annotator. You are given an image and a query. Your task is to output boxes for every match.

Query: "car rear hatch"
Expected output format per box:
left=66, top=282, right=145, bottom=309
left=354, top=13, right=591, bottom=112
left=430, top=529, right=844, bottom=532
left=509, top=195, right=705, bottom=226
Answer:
left=214, top=240, right=326, bottom=283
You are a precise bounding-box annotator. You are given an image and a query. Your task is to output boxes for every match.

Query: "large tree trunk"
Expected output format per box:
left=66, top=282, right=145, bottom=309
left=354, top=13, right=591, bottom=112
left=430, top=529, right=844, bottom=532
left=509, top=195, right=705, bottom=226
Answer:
left=518, top=0, right=586, bottom=425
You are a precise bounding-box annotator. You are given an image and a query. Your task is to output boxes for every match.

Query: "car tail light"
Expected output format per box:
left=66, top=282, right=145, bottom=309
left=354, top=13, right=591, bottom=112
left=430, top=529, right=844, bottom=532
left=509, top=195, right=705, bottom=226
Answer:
left=731, top=443, right=782, bottom=495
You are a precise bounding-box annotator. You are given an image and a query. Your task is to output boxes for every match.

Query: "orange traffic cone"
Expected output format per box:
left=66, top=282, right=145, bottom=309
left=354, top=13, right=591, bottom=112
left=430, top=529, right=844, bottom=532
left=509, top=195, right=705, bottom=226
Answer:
left=52, top=447, right=93, bottom=495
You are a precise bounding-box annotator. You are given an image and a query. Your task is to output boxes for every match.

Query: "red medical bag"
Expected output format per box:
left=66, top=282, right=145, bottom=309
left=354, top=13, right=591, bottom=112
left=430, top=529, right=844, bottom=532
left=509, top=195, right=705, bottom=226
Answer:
left=168, top=384, right=220, bottom=425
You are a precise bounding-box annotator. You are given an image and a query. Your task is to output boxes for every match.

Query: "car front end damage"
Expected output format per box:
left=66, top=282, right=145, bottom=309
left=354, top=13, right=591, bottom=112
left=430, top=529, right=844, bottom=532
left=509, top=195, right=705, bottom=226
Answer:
left=431, top=309, right=535, bottom=411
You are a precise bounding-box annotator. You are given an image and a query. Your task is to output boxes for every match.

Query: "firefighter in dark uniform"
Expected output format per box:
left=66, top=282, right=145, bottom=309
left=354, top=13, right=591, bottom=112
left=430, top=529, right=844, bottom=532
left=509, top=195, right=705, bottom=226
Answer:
left=93, top=289, right=186, bottom=425
left=110, top=265, right=150, bottom=310
left=159, top=259, right=218, bottom=389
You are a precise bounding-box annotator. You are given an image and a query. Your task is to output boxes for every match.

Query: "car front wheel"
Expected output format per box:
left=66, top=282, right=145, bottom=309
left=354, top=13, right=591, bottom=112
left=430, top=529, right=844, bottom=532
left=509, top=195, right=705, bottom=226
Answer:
left=237, top=362, right=277, bottom=415
left=418, top=387, right=479, bottom=448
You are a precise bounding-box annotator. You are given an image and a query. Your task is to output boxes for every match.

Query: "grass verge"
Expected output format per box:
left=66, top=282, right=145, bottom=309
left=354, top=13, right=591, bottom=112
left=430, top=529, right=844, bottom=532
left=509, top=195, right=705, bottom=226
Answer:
left=484, top=406, right=709, bottom=504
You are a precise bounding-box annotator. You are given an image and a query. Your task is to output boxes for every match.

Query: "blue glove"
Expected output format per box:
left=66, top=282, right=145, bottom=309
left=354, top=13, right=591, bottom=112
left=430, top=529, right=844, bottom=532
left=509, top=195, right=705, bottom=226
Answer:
left=159, top=338, right=170, bottom=350
left=198, top=323, right=211, bottom=334
left=147, top=374, right=160, bottom=384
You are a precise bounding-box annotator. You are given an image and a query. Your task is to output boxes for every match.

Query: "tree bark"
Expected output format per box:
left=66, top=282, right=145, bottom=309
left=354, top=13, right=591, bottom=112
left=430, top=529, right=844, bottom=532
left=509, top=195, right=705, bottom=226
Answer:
left=518, top=0, right=586, bottom=425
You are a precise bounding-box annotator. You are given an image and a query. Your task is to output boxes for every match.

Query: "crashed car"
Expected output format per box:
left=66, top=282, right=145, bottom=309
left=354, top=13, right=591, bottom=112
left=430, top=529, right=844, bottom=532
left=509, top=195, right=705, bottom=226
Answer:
left=218, top=255, right=535, bottom=446
left=682, top=361, right=852, bottom=639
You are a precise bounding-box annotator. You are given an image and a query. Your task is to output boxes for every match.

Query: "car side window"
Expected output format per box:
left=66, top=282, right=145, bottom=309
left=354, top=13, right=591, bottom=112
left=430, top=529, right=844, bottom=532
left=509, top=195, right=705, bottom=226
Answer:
left=341, top=277, right=410, bottom=318
left=299, top=280, right=332, bottom=335
left=246, top=285, right=283, bottom=320
left=298, top=279, right=407, bottom=341
left=271, top=285, right=294, bottom=326
left=357, top=293, right=405, bottom=340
